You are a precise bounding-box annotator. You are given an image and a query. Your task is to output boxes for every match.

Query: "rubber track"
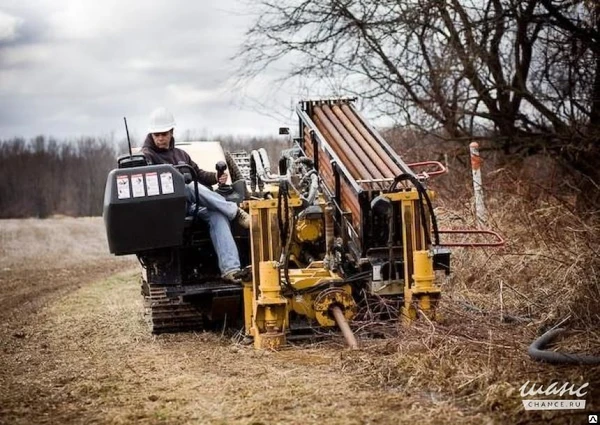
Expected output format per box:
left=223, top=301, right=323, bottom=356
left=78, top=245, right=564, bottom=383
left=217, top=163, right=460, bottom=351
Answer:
left=144, top=285, right=204, bottom=334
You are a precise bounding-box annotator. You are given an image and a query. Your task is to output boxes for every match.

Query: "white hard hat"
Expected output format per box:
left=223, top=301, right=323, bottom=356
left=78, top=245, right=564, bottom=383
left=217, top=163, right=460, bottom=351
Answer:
left=148, top=107, right=176, bottom=133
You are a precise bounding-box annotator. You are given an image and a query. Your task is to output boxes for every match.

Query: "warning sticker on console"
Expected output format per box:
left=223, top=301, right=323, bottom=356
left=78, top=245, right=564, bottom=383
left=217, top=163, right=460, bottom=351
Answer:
left=131, top=174, right=145, bottom=198
left=116, top=175, right=130, bottom=199
left=145, top=172, right=160, bottom=196
left=160, top=172, right=174, bottom=194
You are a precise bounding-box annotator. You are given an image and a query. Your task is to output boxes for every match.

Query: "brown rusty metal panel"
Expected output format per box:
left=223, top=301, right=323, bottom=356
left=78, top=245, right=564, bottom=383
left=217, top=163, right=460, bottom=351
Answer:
left=315, top=140, right=361, bottom=230
left=304, top=124, right=361, bottom=231
left=340, top=180, right=361, bottom=230
left=303, top=130, right=314, bottom=161
left=302, top=114, right=362, bottom=233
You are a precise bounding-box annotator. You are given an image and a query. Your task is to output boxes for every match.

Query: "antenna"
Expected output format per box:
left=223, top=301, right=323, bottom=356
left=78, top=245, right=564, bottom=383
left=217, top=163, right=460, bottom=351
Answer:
left=124, top=117, right=132, bottom=156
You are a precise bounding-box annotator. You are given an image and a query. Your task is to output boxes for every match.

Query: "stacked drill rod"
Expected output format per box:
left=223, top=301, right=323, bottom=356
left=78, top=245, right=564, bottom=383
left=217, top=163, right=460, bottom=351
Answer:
left=296, top=99, right=417, bottom=246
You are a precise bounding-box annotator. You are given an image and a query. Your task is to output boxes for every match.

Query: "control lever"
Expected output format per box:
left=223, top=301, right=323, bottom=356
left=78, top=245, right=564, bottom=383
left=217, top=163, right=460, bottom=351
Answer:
left=216, top=160, right=227, bottom=180
left=215, top=161, right=231, bottom=190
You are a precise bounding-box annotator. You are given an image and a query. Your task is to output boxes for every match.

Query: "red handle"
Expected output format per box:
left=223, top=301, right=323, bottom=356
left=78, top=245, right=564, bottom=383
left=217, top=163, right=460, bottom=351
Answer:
left=407, top=161, right=447, bottom=178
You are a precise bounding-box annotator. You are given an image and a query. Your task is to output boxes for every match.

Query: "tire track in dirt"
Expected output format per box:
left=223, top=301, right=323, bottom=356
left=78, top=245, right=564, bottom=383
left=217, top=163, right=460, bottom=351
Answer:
left=0, top=260, right=133, bottom=326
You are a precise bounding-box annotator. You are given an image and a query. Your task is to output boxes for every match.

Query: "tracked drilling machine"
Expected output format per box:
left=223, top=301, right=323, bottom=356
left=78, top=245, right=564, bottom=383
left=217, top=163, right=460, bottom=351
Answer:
left=104, top=98, right=496, bottom=349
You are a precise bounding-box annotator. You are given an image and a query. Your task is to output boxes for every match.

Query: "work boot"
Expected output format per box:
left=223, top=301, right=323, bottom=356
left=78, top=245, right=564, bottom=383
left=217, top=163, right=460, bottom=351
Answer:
left=235, top=208, right=250, bottom=229
left=223, top=269, right=242, bottom=284
left=236, top=266, right=252, bottom=282
left=222, top=267, right=252, bottom=284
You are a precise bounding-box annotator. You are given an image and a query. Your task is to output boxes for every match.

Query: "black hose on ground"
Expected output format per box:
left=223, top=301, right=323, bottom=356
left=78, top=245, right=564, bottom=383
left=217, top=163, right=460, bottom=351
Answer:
left=528, top=328, right=600, bottom=365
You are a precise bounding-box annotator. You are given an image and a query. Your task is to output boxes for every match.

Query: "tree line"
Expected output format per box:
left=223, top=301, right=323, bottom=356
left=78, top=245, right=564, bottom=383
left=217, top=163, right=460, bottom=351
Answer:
left=0, top=135, right=287, bottom=218
left=0, top=136, right=118, bottom=218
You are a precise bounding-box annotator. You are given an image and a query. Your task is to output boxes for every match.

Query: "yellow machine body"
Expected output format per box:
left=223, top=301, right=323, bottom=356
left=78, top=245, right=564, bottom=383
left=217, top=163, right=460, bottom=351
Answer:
left=242, top=188, right=442, bottom=348
left=240, top=98, right=448, bottom=348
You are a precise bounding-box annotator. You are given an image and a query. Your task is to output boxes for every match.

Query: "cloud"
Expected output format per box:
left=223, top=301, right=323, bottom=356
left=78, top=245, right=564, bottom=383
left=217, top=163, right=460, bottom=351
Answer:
left=166, top=83, right=224, bottom=106
left=0, top=10, right=23, bottom=43
left=0, top=1, right=298, bottom=140
left=0, top=44, right=52, bottom=69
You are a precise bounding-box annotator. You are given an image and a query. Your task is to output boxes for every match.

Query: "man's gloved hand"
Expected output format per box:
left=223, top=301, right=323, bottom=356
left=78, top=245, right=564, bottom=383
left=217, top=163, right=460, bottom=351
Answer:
left=218, top=171, right=229, bottom=185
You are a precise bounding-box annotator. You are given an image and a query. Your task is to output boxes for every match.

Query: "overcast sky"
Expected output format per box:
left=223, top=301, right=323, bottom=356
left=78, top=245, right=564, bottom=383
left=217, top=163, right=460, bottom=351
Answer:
left=0, top=0, right=304, bottom=143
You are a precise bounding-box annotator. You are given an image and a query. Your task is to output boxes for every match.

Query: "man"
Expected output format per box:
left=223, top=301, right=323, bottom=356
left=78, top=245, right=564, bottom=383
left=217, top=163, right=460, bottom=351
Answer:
left=141, top=107, right=250, bottom=282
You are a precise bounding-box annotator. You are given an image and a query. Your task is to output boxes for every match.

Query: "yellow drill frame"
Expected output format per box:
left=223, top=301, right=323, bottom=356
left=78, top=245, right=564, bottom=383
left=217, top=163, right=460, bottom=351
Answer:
left=243, top=186, right=441, bottom=349
left=243, top=195, right=356, bottom=349
left=383, top=190, right=441, bottom=323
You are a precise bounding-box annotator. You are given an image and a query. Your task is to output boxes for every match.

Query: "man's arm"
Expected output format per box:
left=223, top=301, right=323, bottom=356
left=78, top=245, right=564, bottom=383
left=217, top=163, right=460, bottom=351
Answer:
left=186, top=154, right=218, bottom=186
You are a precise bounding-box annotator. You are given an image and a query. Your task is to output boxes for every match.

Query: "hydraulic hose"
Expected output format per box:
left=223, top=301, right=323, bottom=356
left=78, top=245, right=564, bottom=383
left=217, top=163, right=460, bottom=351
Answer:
left=528, top=328, right=600, bottom=365
left=250, top=149, right=279, bottom=183
left=258, top=148, right=272, bottom=175
left=389, top=173, right=440, bottom=246
left=277, top=182, right=296, bottom=294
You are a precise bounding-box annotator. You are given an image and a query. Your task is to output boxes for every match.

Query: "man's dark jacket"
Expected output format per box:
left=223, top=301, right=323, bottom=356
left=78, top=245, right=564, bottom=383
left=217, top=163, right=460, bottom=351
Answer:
left=141, top=134, right=218, bottom=186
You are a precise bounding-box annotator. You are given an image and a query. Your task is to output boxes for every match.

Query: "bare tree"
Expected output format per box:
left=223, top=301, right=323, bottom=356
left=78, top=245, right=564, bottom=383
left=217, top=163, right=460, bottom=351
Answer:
left=238, top=0, right=600, bottom=211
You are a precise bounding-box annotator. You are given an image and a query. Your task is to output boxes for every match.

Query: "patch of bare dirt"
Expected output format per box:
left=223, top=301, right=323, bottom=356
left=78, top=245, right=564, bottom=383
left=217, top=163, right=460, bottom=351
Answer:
left=0, top=216, right=135, bottom=327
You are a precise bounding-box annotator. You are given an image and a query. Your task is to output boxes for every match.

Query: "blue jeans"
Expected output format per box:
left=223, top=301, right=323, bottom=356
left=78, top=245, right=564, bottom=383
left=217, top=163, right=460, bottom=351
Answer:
left=185, top=184, right=240, bottom=276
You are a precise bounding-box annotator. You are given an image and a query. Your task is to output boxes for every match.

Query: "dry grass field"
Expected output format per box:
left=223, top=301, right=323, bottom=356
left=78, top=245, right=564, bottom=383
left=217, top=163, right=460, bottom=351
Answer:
left=0, top=208, right=598, bottom=424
